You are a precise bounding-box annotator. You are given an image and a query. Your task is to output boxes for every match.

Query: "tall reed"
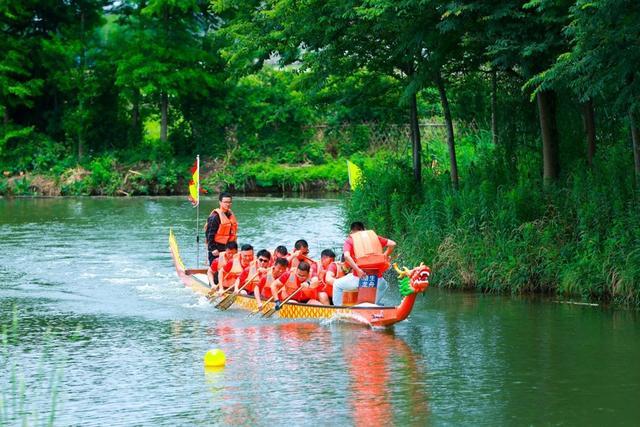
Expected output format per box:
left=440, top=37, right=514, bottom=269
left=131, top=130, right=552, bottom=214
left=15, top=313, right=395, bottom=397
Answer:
left=347, top=139, right=640, bottom=305
left=0, top=306, right=61, bottom=426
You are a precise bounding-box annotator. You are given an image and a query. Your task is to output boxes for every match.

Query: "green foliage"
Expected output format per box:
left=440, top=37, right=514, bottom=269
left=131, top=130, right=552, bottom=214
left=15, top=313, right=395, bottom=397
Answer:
left=87, top=156, right=120, bottom=195
left=13, top=177, right=34, bottom=195
left=143, top=161, right=181, bottom=194
left=228, top=69, right=319, bottom=164
left=1, top=0, right=638, bottom=308
left=347, top=133, right=640, bottom=306
left=0, top=126, right=66, bottom=173
left=529, top=0, right=640, bottom=115
left=205, top=159, right=348, bottom=192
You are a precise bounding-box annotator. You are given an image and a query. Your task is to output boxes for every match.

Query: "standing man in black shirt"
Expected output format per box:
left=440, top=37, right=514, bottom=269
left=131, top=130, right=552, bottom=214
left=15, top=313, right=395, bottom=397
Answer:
left=205, top=192, right=238, bottom=265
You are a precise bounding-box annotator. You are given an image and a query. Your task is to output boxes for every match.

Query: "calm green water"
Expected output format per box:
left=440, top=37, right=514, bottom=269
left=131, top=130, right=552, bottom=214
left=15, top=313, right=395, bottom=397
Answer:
left=1, top=197, right=639, bottom=426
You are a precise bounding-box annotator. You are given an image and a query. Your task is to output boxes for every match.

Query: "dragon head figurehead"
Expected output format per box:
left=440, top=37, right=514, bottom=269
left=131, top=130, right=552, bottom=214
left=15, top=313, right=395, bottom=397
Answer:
left=394, top=263, right=431, bottom=296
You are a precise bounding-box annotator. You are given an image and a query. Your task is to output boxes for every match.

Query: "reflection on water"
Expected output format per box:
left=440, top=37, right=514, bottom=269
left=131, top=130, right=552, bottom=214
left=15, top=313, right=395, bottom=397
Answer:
left=2, top=197, right=640, bottom=425
left=346, top=328, right=429, bottom=426
left=190, top=321, right=429, bottom=426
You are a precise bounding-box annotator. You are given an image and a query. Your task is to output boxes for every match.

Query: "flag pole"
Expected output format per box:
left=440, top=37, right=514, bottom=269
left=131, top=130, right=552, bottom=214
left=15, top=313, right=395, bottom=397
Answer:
left=195, top=155, right=200, bottom=266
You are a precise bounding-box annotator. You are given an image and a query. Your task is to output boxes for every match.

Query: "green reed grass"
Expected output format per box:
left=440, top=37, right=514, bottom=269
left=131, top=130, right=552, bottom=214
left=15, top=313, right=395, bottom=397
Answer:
left=0, top=306, right=61, bottom=426
left=347, top=138, right=640, bottom=306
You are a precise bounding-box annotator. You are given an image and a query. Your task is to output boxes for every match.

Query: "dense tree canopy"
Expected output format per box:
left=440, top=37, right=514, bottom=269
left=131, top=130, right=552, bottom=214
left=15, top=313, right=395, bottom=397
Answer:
left=1, top=0, right=639, bottom=183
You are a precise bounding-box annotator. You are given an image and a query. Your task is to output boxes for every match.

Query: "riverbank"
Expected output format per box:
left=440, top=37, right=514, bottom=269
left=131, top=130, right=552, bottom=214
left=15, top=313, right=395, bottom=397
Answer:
left=0, top=157, right=349, bottom=197
left=346, top=145, right=640, bottom=307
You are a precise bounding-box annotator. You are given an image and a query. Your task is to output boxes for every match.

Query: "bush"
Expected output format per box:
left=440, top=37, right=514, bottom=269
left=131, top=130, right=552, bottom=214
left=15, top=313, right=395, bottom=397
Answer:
left=0, top=126, right=66, bottom=173
left=204, top=159, right=348, bottom=192
left=86, top=156, right=121, bottom=195
left=346, top=133, right=640, bottom=306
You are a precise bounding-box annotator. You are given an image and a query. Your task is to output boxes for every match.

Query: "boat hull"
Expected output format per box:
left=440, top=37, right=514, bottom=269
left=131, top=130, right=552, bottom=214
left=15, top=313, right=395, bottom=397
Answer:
left=169, top=229, right=419, bottom=327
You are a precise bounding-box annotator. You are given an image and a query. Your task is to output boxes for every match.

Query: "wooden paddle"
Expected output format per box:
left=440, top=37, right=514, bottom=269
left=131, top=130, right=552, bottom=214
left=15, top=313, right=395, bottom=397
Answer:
left=248, top=294, right=276, bottom=317
left=208, top=270, right=247, bottom=301
left=262, top=282, right=307, bottom=318
left=216, top=271, right=260, bottom=310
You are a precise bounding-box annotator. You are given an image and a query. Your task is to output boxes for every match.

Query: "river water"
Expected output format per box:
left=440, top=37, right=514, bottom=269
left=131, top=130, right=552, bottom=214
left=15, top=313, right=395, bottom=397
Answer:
left=1, top=197, right=639, bottom=426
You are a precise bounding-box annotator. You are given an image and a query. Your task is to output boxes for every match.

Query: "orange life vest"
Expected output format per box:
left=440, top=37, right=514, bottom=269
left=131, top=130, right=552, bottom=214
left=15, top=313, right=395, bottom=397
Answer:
left=352, top=230, right=389, bottom=274
left=290, top=252, right=307, bottom=270
left=219, top=253, right=243, bottom=288
left=217, top=251, right=235, bottom=275
left=210, top=208, right=237, bottom=245
left=243, top=260, right=261, bottom=293
left=316, top=261, right=327, bottom=284
left=262, top=266, right=284, bottom=298
left=317, top=260, right=337, bottom=298
left=281, top=269, right=309, bottom=301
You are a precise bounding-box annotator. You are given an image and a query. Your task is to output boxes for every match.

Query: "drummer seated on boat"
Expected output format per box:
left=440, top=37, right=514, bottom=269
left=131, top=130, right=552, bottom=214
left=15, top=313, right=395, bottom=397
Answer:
left=257, top=257, right=289, bottom=307
left=207, top=241, right=238, bottom=288
left=214, top=243, right=254, bottom=295
left=233, top=249, right=271, bottom=307
left=270, top=261, right=322, bottom=307
left=332, top=221, right=396, bottom=306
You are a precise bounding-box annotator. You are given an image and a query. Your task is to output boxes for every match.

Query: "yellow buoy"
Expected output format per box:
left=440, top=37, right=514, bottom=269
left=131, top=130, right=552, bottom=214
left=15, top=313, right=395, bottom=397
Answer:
left=204, top=349, right=226, bottom=368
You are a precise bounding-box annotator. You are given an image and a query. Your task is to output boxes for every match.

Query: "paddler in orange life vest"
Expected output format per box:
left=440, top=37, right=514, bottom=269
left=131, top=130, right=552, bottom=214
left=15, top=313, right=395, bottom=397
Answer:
left=207, top=241, right=238, bottom=288
left=204, top=192, right=238, bottom=265
left=311, top=249, right=340, bottom=305
left=233, top=249, right=271, bottom=308
left=257, top=257, right=289, bottom=307
left=213, top=243, right=254, bottom=295
left=270, top=245, right=289, bottom=267
left=269, top=261, right=322, bottom=309
left=332, top=221, right=396, bottom=306
left=290, top=239, right=313, bottom=270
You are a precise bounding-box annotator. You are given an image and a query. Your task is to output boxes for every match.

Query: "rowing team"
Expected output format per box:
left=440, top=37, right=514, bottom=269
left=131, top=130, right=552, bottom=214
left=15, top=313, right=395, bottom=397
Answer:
left=207, top=223, right=396, bottom=309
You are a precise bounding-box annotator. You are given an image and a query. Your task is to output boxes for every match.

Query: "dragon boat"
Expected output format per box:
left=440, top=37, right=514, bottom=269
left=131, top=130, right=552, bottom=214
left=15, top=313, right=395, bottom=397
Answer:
left=169, top=229, right=430, bottom=327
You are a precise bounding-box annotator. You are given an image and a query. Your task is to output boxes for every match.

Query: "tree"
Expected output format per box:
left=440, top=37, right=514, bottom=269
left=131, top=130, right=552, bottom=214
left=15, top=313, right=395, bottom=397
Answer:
left=536, top=0, right=640, bottom=181
left=0, top=2, right=44, bottom=126
left=217, top=0, right=468, bottom=187
left=113, top=0, right=220, bottom=145
left=465, top=0, right=573, bottom=183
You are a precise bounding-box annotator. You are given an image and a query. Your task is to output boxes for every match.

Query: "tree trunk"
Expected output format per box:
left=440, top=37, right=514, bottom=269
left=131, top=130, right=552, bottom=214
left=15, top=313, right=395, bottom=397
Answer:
left=536, top=90, right=560, bottom=183
left=491, top=69, right=498, bottom=145
left=435, top=70, right=459, bottom=189
left=132, top=89, right=140, bottom=129
left=629, top=110, right=640, bottom=184
left=409, top=91, right=422, bottom=185
left=78, top=11, right=86, bottom=162
left=161, top=92, right=168, bottom=142
left=581, top=99, right=596, bottom=167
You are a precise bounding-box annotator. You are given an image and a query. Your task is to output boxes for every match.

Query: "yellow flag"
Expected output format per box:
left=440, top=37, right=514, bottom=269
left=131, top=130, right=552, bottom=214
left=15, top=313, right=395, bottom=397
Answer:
left=188, top=156, right=199, bottom=207
left=347, top=160, right=363, bottom=190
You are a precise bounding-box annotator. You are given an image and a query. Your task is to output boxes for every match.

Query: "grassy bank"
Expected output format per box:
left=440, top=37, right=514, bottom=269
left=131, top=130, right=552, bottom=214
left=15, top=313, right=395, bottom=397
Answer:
left=347, top=141, right=640, bottom=306
left=0, top=156, right=349, bottom=197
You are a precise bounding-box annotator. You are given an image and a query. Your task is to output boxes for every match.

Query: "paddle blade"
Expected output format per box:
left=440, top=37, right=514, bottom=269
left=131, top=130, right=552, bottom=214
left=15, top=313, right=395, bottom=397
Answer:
left=217, top=294, right=237, bottom=310
left=261, top=307, right=276, bottom=318
left=215, top=293, right=233, bottom=309
left=247, top=307, right=261, bottom=317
